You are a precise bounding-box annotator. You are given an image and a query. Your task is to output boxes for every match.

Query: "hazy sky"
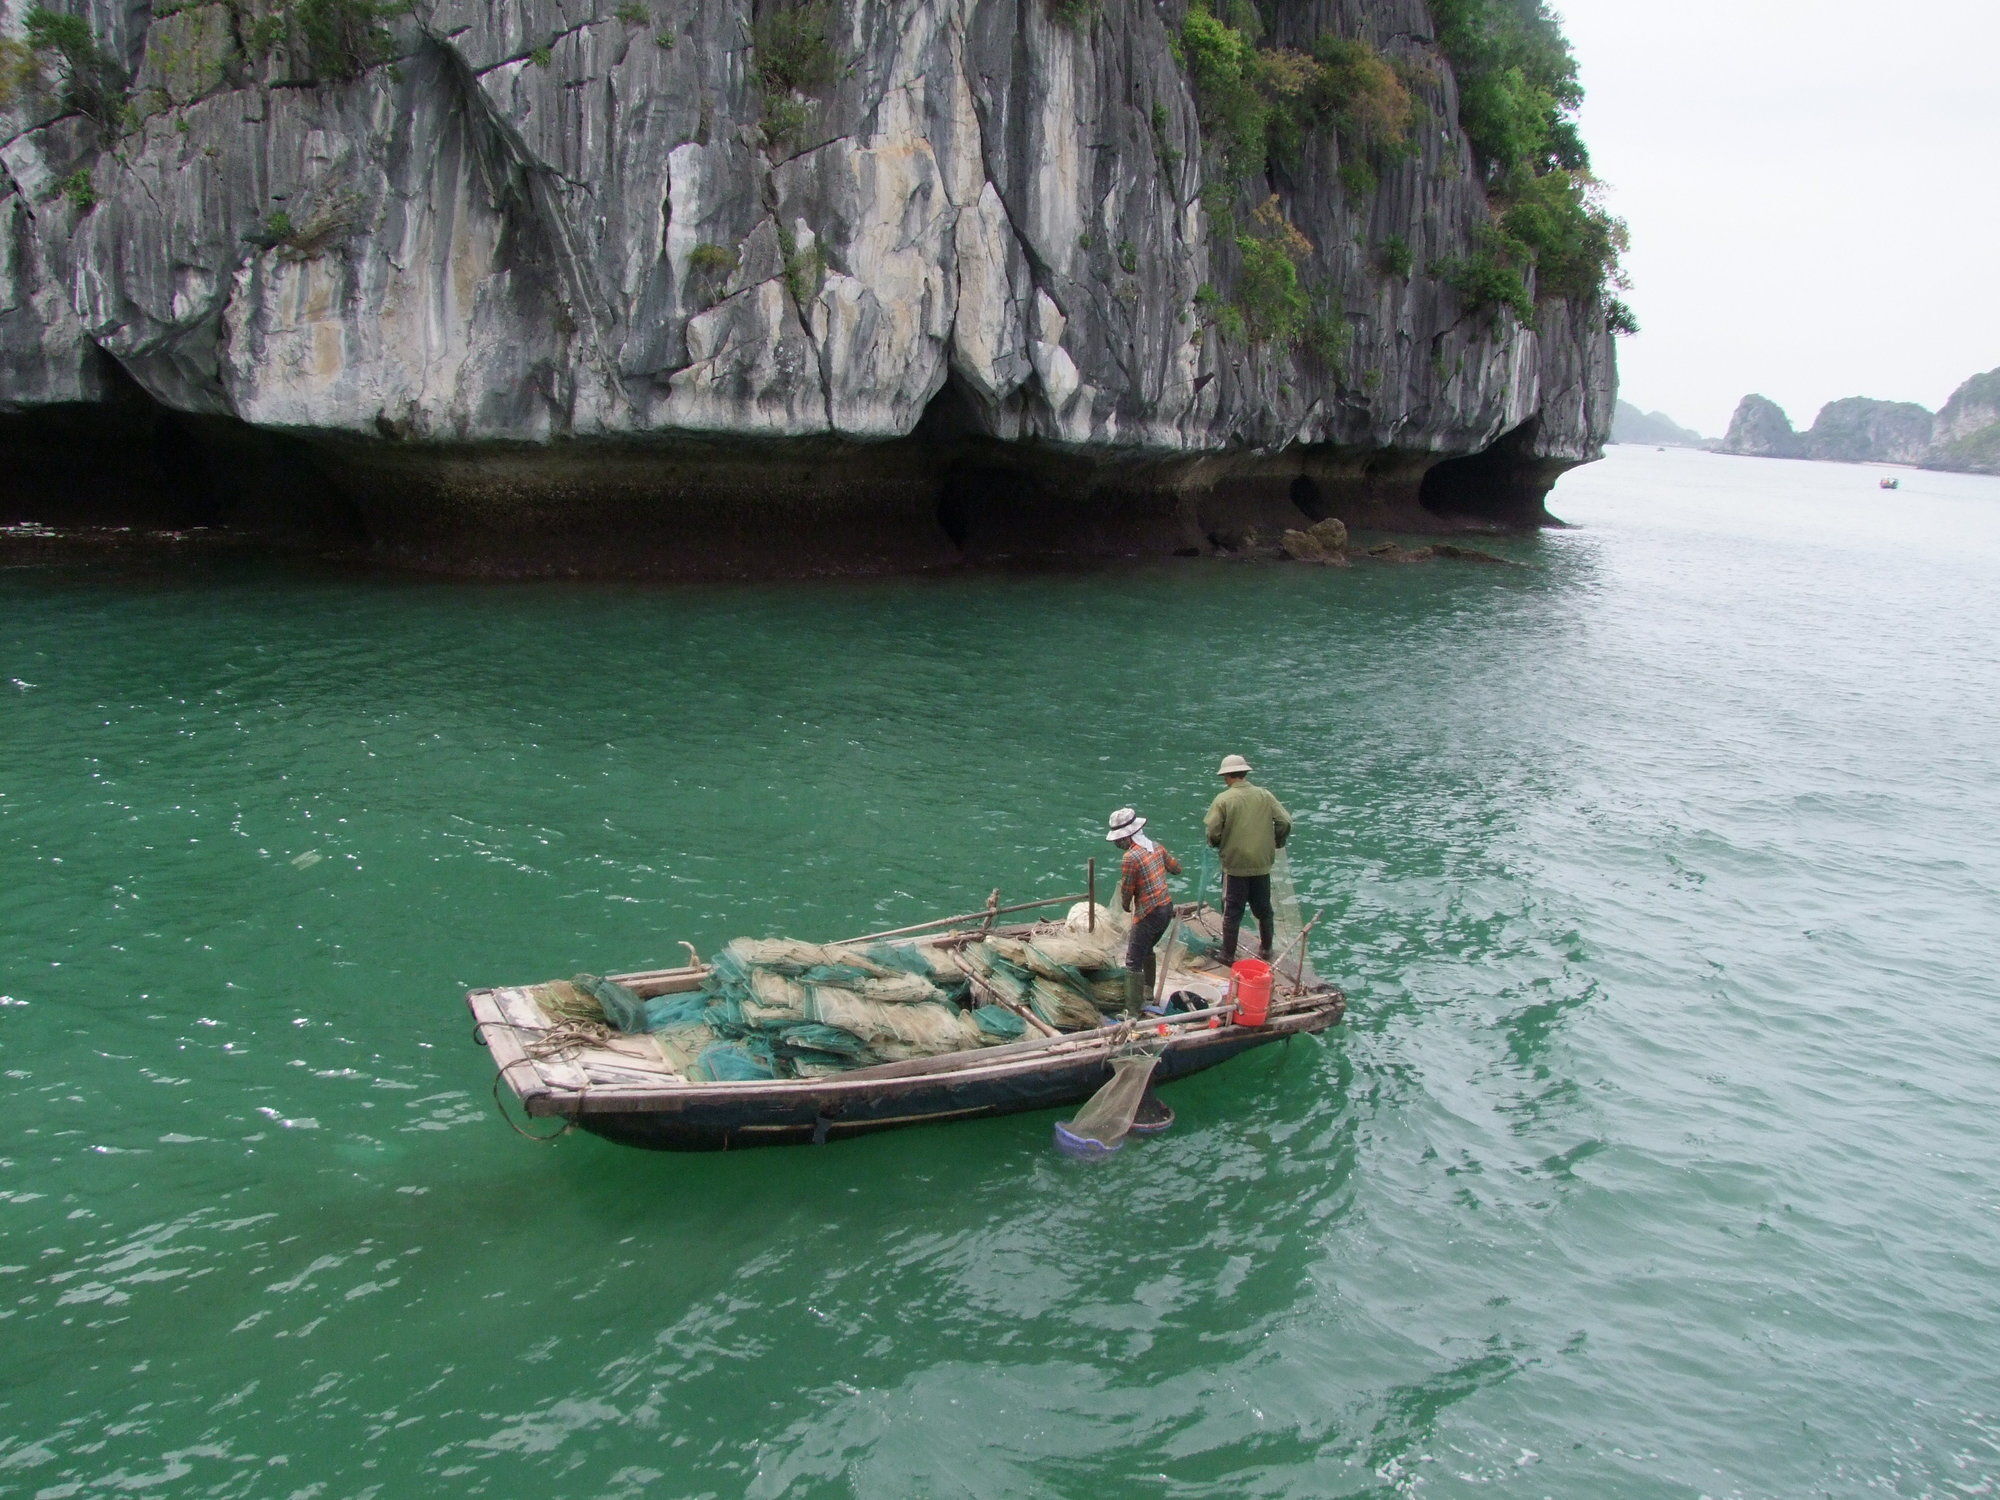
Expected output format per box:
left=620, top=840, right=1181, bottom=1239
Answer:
left=1557, top=0, right=2000, bottom=436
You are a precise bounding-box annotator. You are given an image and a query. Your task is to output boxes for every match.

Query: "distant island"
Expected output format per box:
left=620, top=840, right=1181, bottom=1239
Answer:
left=1611, top=402, right=1708, bottom=448
left=1717, top=367, right=2000, bottom=475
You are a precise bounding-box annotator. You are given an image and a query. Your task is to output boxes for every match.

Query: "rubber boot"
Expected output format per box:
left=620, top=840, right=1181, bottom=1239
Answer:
left=1122, top=969, right=1144, bottom=1019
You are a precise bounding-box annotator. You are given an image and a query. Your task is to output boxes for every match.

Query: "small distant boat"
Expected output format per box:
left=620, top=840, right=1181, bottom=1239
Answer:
left=1880, top=477, right=1900, bottom=490
left=468, top=895, right=1344, bottom=1151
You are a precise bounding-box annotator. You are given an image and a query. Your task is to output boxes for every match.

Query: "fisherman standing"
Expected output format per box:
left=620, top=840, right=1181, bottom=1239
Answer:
left=1107, top=807, right=1181, bottom=1016
left=1205, top=754, right=1293, bottom=963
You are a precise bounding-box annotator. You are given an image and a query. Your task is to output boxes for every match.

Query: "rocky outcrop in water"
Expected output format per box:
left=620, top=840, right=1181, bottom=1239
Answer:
left=1718, top=372, right=2000, bottom=476
left=1803, top=398, right=1936, bottom=465
left=1719, top=394, right=1800, bottom=459
left=0, top=0, right=1619, bottom=575
left=1929, top=369, right=2000, bottom=475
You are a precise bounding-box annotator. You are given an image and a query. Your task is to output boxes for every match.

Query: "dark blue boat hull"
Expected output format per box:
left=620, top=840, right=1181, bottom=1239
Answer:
left=573, top=1009, right=1332, bottom=1151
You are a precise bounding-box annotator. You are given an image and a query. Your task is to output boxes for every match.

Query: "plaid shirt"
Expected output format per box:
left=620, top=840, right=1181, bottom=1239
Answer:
left=1120, top=841, right=1182, bottom=918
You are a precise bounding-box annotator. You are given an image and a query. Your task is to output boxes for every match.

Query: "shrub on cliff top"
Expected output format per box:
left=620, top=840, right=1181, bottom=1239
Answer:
left=1429, top=0, right=1585, bottom=178
left=1180, top=5, right=1413, bottom=189
left=1497, top=166, right=1625, bottom=299
left=1429, top=0, right=1627, bottom=309
left=751, top=2, right=838, bottom=94
left=750, top=1, right=840, bottom=151
left=23, top=6, right=126, bottom=129
left=293, top=0, right=406, bottom=81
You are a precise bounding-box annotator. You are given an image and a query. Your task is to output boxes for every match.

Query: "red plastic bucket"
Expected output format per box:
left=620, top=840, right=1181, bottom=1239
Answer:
left=1230, top=959, right=1273, bottom=1026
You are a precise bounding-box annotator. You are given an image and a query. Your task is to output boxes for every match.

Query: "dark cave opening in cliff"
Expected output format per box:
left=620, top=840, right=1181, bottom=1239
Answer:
left=935, top=461, right=1050, bottom=555
left=0, top=353, right=224, bottom=530
left=0, top=350, right=369, bottom=550
left=1289, top=474, right=1328, bottom=521
left=916, top=375, right=1059, bottom=557
left=1418, top=420, right=1562, bottom=528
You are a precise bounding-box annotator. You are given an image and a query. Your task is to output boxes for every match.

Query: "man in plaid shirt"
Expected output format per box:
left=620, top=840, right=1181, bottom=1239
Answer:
left=1107, top=807, right=1182, bottom=1016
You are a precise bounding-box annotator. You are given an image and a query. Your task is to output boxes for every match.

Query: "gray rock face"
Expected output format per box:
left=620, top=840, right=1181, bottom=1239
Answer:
left=0, top=0, right=1618, bottom=574
left=1928, top=368, right=2000, bottom=475
left=1719, top=394, right=1801, bottom=459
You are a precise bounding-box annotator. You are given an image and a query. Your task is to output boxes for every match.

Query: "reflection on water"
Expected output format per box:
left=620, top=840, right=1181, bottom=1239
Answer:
left=2, top=448, right=1999, bottom=1495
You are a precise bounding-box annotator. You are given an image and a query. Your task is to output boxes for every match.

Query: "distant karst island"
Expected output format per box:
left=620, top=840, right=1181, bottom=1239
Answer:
left=1615, top=368, right=2000, bottom=476
left=1717, top=367, right=2000, bottom=475
left=1610, top=402, right=1708, bottom=448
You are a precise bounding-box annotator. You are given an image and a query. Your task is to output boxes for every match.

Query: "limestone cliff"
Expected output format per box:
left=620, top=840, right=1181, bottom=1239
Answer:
left=0, top=0, right=1620, bottom=575
left=1928, top=368, right=2000, bottom=476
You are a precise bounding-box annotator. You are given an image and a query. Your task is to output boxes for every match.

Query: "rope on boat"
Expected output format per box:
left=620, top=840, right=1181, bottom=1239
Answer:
left=472, top=1017, right=611, bottom=1143
left=490, top=1071, right=575, bottom=1142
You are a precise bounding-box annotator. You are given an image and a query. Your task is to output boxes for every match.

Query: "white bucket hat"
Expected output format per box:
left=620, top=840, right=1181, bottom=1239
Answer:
left=1106, top=807, right=1147, bottom=841
left=1217, top=754, right=1253, bottom=776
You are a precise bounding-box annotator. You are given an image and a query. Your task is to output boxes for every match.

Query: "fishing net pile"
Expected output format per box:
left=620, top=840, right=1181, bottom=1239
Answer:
left=530, top=924, right=1136, bottom=1083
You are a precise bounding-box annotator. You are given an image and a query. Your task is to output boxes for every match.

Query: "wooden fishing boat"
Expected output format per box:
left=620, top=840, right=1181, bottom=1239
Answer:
left=467, top=896, right=1345, bottom=1151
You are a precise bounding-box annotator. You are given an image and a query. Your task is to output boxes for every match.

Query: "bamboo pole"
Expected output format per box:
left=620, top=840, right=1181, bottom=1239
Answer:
left=1087, top=858, right=1096, bottom=931
left=833, top=892, right=1087, bottom=946
left=1270, top=909, right=1324, bottom=995
left=949, top=949, right=1057, bottom=1038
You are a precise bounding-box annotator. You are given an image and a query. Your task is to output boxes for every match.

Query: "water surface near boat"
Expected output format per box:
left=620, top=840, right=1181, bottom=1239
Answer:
left=3, top=448, right=1998, bottom=1495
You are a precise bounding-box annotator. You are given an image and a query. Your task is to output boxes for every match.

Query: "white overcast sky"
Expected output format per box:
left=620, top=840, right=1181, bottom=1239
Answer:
left=1556, top=0, right=2000, bottom=436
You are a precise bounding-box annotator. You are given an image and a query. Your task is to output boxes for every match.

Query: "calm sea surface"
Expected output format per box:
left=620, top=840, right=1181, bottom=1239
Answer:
left=3, top=446, right=1998, bottom=1498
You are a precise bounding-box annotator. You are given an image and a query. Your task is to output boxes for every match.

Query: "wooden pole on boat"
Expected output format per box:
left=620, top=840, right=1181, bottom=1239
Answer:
left=1270, top=909, right=1324, bottom=993
left=834, top=892, right=1087, bottom=946
left=979, top=888, right=1001, bottom=934
left=949, top=949, right=1057, bottom=1038
left=1087, top=858, right=1096, bottom=931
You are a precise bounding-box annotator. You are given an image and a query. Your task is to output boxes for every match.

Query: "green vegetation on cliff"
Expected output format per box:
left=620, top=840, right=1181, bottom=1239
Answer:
left=1179, top=1, right=1417, bottom=196
left=751, top=1, right=840, bottom=151
left=1429, top=0, right=1627, bottom=313
left=21, top=6, right=125, bottom=128
left=1174, top=0, right=1625, bottom=345
left=1177, top=0, right=1420, bottom=348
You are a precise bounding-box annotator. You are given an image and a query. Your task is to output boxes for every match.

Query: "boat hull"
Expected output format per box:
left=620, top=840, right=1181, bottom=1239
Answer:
left=564, top=1024, right=1312, bottom=1152
left=568, top=1012, right=1326, bottom=1150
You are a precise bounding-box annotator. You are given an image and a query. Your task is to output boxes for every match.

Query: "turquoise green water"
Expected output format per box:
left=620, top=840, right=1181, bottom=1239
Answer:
left=4, top=446, right=1998, bottom=1497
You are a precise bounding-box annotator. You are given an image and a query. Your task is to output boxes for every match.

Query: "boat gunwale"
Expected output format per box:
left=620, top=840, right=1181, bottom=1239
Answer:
left=473, top=992, right=1341, bottom=1116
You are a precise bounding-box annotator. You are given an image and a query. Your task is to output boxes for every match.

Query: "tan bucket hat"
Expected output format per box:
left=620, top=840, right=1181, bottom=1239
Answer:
left=1106, top=807, right=1147, bottom=841
left=1217, top=754, right=1253, bottom=776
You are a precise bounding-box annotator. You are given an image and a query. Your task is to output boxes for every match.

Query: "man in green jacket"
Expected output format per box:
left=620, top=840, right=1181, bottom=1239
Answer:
left=1204, top=754, right=1293, bottom=963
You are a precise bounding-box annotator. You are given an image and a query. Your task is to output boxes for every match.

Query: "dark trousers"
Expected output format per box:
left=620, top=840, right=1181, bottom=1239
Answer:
left=1221, top=873, right=1273, bottom=961
left=1125, top=905, right=1174, bottom=1011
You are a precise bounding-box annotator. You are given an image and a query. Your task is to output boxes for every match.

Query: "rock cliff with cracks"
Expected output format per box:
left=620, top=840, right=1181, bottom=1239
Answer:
left=0, top=0, right=1619, bottom=576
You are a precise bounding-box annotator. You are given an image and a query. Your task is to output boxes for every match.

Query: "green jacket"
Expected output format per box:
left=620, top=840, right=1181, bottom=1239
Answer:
left=1204, top=780, right=1292, bottom=876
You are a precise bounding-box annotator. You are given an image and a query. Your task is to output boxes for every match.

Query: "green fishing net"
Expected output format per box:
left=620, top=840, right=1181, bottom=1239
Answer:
left=562, top=925, right=1129, bottom=1084
left=573, top=973, right=647, bottom=1033
left=1058, top=1053, right=1160, bottom=1152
